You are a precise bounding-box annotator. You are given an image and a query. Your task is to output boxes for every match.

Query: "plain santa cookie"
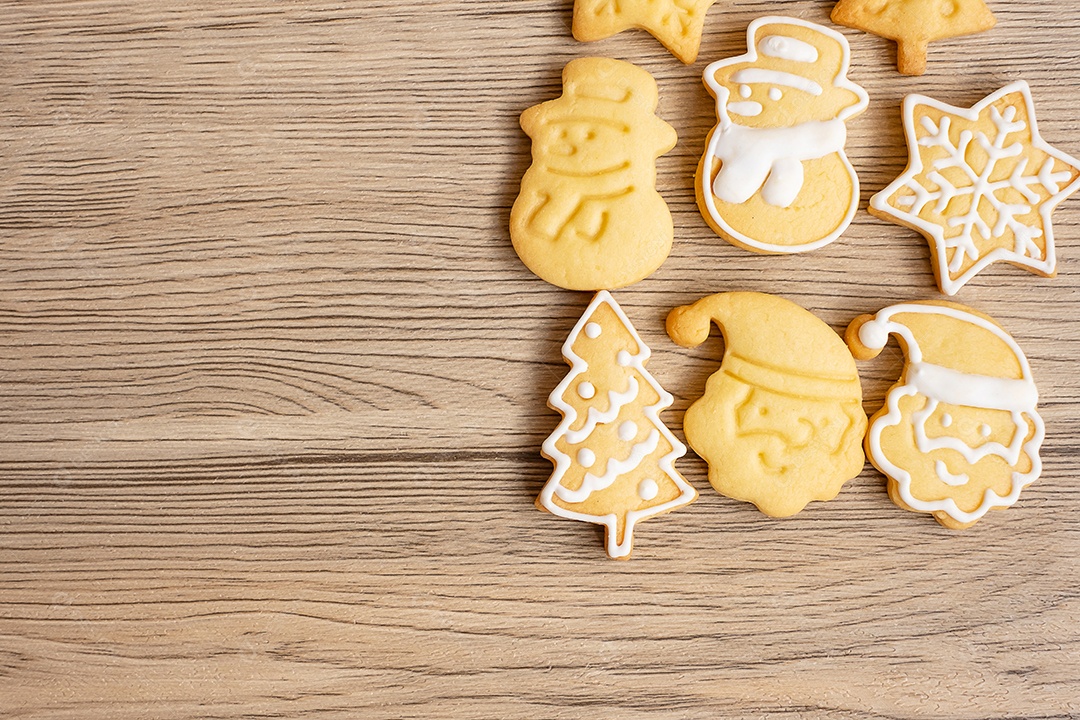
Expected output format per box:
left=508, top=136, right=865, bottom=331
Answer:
left=846, top=301, right=1044, bottom=529
left=870, top=81, right=1080, bottom=295
left=697, top=17, right=868, bottom=254
left=667, top=292, right=866, bottom=517
left=572, top=0, right=718, bottom=64
left=511, top=58, right=678, bottom=291
left=537, top=291, right=696, bottom=559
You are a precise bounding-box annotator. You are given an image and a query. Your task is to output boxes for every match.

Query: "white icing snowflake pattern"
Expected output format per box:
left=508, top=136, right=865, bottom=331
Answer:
left=871, top=81, right=1080, bottom=295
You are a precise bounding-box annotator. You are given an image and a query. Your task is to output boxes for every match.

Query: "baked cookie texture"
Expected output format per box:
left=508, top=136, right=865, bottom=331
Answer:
left=538, top=291, right=696, bottom=559
left=667, top=292, right=866, bottom=517
left=697, top=17, right=868, bottom=254
left=871, top=81, right=1080, bottom=295
left=572, top=0, right=719, bottom=64
left=847, top=301, right=1044, bottom=529
left=832, top=0, right=995, bottom=76
left=511, top=58, right=678, bottom=291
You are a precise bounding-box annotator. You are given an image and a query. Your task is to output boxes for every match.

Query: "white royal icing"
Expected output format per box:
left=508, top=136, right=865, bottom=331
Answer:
left=564, top=376, right=639, bottom=444
left=577, top=448, right=596, bottom=468
left=935, top=460, right=970, bottom=487
left=769, top=88, right=783, bottom=101
left=731, top=68, right=822, bottom=96
left=727, top=101, right=763, bottom=117
left=555, top=430, right=660, bottom=503
left=637, top=478, right=659, bottom=501
left=759, top=34, right=819, bottom=63
left=585, top=322, right=602, bottom=339
left=577, top=381, right=595, bottom=400
left=619, top=421, right=638, bottom=442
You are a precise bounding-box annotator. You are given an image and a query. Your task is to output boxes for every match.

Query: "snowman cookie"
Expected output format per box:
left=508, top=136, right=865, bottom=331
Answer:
left=511, top=58, right=678, bottom=291
left=538, top=291, right=696, bottom=559
left=667, top=292, right=866, bottom=517
left=697, top=17, right=869, bottom=254
left=847, top=301, right=1044, bottom=529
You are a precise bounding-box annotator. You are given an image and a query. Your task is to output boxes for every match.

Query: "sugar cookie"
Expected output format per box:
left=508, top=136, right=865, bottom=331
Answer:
left=538, top=291, right=696, bottom=559
left=572, top=0, right=718, bottom=64
left=667, top=292, right=866, bottom=517
left=831, top=0, right=995, bottom=76
left=511, top=58, right=678, bottom=291
left=870, top=81, right=1080, bottom=295
left=847, top=301, right=1045, bottom=529
left=697, top=17, right=868, bottom=253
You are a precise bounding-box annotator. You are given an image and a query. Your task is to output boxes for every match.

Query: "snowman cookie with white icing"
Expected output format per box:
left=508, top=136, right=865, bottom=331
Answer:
left=697, top=17, right=869, bottom=253
left=846, top=301, right=1045, bottom=529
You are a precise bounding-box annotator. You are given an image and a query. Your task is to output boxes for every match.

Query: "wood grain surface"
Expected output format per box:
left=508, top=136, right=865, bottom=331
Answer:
left=2, top=1, right=1079, bottom=718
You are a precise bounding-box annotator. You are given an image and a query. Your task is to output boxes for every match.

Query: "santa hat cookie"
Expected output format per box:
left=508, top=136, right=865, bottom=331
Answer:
left=668, top=292, right=867, bottom=517
left=846, top=301, right=1044, bottom=529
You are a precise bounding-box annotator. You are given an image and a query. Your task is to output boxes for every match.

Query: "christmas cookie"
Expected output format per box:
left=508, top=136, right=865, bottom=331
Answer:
left=846, top=301, right=1044, bottom=529
left=831, top=0, right=995, bottom=76
left=537, top=291, right=696, bottom=559
left=871, top=82, right=1080, bottom=296
left=667, top=292, right=866, bottom=517
left=572, top=0, right=718, bottom=64
left=697, top=17, right=869, bottom=254
left=511, top=58, right=678, bottom=291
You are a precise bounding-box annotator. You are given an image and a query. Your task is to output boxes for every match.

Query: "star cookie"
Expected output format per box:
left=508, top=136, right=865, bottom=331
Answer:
left=831, top=0, right=995, bottom=76
left=870, top=81, right=1080, bottom=295
left=572, top=0, right=719, bottom=64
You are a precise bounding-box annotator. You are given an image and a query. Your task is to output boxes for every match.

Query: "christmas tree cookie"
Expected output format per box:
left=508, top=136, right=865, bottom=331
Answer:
left=667, top=292, right=866, bottom=517
left=572, top=0, right=719, bottom=64
left=537, top=291, right=696, bottom=559
left=870, top=82, right=1080, bottom=295
left=697, top=17, right=868, bottom=254
left=832, top=0, right=995, bottom=76
left=511, top=58, right=678, bottom=291
left=847, top=301, right=1044, bottom=529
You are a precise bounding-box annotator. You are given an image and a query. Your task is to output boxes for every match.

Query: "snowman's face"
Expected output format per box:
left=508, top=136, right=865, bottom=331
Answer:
left=534, top=118, right=629, bottom=175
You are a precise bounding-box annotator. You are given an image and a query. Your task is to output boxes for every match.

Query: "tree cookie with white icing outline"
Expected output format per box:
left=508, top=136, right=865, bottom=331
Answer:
left=511, top=58, right=677, bottom=291
left=870, top=81, right=1080, bottom=296
left=667, top=292, right=866, bottom=517
left=537, top=291, right=696, bottom=559
left=846, top=301, right=1045, bottom=529
left=697, top=17, right=868, bottom=254
left=572, top=0, right=719, bottom=64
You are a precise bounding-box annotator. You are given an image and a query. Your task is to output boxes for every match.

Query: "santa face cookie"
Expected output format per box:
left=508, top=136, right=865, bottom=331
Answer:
left=537, top=291, right=696, bottom=559
left=511, top=58, right=678, bottom=291
left=667, top=292, right=866, bottom=517
left=697, top=17, right=869, bottom=254
left=846, top=301, right=1044, bottom=529
left=572, top=0, right=719, bottom=64
left=871, top=82, right=1080, bottom=296
left=832, top=0, right=995, bottom=76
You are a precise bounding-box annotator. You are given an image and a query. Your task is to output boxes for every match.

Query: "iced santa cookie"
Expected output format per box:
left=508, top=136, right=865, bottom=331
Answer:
left=511, top=58, right=678, bottom=291
left=871, top=82, right=1080, bottom=295
left=667, top=292, right=866, bottom=517
left=831, top=0, right=995, bottom=76
left=537, top=291, right=696, bottom=559
left=572, top=0, right=718, bottom=64
left=697, top=17, right=869, bottom=254
left=846, top=301, right=1044, bottom=529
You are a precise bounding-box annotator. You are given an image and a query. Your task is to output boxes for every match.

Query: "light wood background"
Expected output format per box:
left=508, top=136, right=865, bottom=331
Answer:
left=2, top=1, right=1079, bottom=718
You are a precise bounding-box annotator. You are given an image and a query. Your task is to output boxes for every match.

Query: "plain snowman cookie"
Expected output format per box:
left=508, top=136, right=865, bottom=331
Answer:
left=667, top=292, right=866, bottom=517
left=537, top=291, right=697, bottom=559
left=846, top=301, right=1044, bottom=529
left=511, top=58, right=677, bottom=291
left=572, top=0, right=719, bottom=64
left=697, top=16, right=868, bottom=254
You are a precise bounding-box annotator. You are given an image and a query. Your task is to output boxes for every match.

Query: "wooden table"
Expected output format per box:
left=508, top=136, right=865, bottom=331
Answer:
left=2, top=1, right=1079, bottom=717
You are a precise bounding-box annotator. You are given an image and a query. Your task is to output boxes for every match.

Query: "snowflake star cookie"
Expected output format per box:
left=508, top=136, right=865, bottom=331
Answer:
left=572, top=0, right=719, bottom=64
left=847, top=301, right=1044, bottom=529
left=697, top=17, right=869, bottom=254
left=511, top=58, right=678, bottom=291
left=667, top=292, right=866, bottom=517
left=871, top=82, right=1080, bottom=295
left=832, top=0, right=995, bottom=76
left=537, top=291, right=696, bottom=559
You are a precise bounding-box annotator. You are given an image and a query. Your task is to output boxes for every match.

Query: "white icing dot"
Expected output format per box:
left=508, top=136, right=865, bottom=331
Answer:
left=858, top=320, right=889, bottom=351
left=618, top=421, right=638, bottom=442
left=577, top=381, right=595, bottom=399
left=941, top=413, right=953, bottom=428
left=584, top=322, right=601, bottom=339
left=980, top=423, right=992, bottom=437
left=577, top=448, right=595, bottom=468
left=769, top=87, right=782, bottom=101
left=617, top=351, right=632, bottom=367
left=638, top=478, right=659, bottom=501
left=739, top=84, right=751, bottom=98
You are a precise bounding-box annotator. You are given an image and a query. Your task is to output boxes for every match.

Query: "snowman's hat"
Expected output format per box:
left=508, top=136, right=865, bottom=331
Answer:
left=667, top=291, right=861, bottom=401
left=846, top=301, right=1038, bottom=413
